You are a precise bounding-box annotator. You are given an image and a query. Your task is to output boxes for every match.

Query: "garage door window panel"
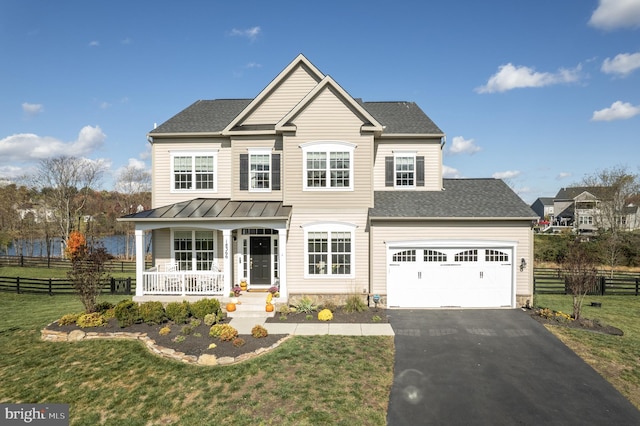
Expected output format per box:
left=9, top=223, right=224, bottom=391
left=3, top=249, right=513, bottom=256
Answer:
left=392, top=250, right=416, bottom=262
left=425, top=250, right=447, bottom=262
left=455, top=249, right=478, bottom=262
left=485, top=249, right=509, bottom=262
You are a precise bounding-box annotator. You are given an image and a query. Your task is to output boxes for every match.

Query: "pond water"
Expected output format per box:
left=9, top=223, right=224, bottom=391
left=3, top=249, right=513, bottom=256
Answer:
left=2, top=234, right=153, bottom=258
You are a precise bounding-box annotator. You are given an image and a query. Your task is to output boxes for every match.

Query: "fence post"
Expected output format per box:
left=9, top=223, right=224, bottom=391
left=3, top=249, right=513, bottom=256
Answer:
left=16, top=277, right=20, bottom=294
left=127, top=277, right=132, bottom=295
left=600, top=276, right=606, bottom=296
left=110, top=277, right=115, bottom=294
left=48, top=278, right=53, bottom=296
left=20, top=255, right=24, bottom=267
left=636, top=278, right=639, bottom=297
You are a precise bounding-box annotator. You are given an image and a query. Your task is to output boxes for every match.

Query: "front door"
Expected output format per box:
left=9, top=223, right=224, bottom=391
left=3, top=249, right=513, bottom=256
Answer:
left=250, top=236, right=271, bottom=286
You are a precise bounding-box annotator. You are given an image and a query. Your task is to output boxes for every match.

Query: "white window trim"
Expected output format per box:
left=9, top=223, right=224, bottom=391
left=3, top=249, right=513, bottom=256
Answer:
left=170, top=229, right=218, bottom=271
left=301, top=141, right=355, bottom=191
left=248, top=148, right=272, bottom=193
left=393, top=151, right=416, bottom=189
left=303, top=222, right=356, bottom=279
left=170, top=150, right=219, bottom=193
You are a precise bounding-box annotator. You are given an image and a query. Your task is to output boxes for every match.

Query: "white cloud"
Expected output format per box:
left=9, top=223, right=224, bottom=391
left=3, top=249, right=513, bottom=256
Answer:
left=475, top=63, right=581, bottom=94
left=589, top=0, right=640, bottom=30
left=88, top=40, right=100, bottom=47
left=22, top=102, right=43, bottom=116
left=492, top=170, right=521, bottom=180
left=557, top=172, right=572, bottom=180
left=229, top=26, right=261, bottom=41
left=601, top=52, right=640, bottom=76
left=0, top=125, right=106, bottom=162
left=448, top=136, right=481, bottom=155
left=442, top=165, right=462, bottom=178
left=591, top=100, right=640, bottom=121
left=245, top=62, right=262, bottom=69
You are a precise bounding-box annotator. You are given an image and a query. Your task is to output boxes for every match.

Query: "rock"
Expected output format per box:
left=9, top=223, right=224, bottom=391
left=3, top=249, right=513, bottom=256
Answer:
left=197, top=354, right=218, bottom=366
left=68, top=330, right=86, bottom=341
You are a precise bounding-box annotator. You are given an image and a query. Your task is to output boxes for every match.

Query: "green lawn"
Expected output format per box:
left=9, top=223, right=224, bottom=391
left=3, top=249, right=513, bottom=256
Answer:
left=0, top=293, right=394, bottom=425
left=0, top=265, right=133, bottom=280
left=534, top=294, right=640, bottom=409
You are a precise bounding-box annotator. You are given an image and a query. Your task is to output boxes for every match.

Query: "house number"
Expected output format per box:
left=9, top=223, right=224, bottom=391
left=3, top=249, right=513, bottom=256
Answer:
left=224, top=241, right=229, bottom=259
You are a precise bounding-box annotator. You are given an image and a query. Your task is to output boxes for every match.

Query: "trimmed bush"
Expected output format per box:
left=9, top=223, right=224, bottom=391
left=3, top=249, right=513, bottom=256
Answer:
left=232, top=337, right=245, bottom=347
left=58, top=313, right=80, bottom=326
left=76, top=312, right=107, bottom=328
left=318, top=309, right=333, bottom=321
left=165, top=301, right=190, bottom=324
left=190, top=298, right=221, bottom=321
left=94, top=302, right=115, bottom=313
left=204, top=313, right=218, bottom=326
left=139, top=301, right=166, bottom=325
left=209, top=324, right=238, bottom=341
left=251, top=325, right=269, bottom=338
left=114, top=300, right=141, bottom=328
left=159, top=326, right=171, bottom=336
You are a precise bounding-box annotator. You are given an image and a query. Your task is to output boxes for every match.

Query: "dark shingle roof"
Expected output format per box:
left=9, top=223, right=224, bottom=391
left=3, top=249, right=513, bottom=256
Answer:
left=149, top=99, right=443, bottom=135
left=363, top=101, right=443, bottom=134
left=370, top=179, right=537, bottom=219
left=150, top=99, right=251, bottom=134
left=554, top=186, right=609, bottom=200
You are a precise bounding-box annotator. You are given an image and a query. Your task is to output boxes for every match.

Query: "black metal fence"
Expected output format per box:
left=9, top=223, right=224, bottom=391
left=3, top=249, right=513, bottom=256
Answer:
left=0, top=276, right=135, bottom=295
left=534, top=268, right=640, bottom=296
left=0, top=255, right=148, bottom=273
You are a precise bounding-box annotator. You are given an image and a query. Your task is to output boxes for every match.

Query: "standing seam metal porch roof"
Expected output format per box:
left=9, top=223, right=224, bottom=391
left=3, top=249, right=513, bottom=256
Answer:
left=120, top=199, right=292, bottom=221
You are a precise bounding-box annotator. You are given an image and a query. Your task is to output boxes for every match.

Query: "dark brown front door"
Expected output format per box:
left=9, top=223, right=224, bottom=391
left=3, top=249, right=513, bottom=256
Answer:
left=250, top=237, right=271, bottom=285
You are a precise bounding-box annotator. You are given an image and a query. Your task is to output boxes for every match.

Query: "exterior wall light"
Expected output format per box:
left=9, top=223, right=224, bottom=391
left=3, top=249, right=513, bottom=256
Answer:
left=520, top=258, right=527, bottom=272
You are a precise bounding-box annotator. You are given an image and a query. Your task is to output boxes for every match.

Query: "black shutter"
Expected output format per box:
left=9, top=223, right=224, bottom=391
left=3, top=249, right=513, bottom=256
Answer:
left=385, top=156, right=394, bottom=187
left=416, top=156, right=425, bottom=187
left=272, top=154, right=281, bottom=190
left=239, top=154, right=248, bottom=190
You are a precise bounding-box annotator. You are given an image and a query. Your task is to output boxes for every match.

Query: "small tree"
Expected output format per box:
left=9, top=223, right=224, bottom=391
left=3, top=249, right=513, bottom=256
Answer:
left=562, top=238, right=598, bottom=320
left=67, top=233, right=111, bottom=313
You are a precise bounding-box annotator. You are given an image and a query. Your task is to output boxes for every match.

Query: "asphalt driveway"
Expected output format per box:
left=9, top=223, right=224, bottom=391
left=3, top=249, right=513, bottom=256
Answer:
left=387, top=309, right=640, bottom=425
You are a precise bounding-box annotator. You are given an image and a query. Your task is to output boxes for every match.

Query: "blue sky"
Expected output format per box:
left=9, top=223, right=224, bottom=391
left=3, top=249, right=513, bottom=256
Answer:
left=1, top=0, right=639, bottom=204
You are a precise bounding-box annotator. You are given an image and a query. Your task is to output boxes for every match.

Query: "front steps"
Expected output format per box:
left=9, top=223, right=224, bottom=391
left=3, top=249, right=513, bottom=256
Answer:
left=224, top=291, right=284, bottom=319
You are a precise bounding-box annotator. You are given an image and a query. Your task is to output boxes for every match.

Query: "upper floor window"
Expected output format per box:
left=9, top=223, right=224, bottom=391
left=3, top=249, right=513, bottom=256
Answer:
left=301, top=141, right=355, bottom=191
left=240, top=151, right=280, bottom=192
left=395, top=154, right=415, bottom=187
left=171, top=151, right=218, bottom=192
left=385, top=154, right=425, bottom=188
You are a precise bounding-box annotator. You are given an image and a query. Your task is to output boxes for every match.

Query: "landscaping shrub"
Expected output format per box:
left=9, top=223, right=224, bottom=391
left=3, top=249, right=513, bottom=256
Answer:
left=139, top=301, right=166, bottom=325
left=320, top=299, right=338, bottom=312
left=76, top=312, right=107, bottom=328
left=58, top=313, right=80, bottom=326
left=159, top=326, right=171, bottom=336
left=114, top=300, right=141, bottom=328
left=165, top=301, right=190, bottom=324
left=318, top=309, right=333, bottom=321
left=209, top=324, right=238, bottom=341
left=251, top=325, right=268, bottom=338
left=190, top=298, right=221, bottom=321
left=204, top=313, right=218, bottom=326
left=344, top=294, right=368, bottom=313
left=94, top=302, right=115, bottom=313
left=232, top=337, right=245, bottom=347
left=296, top=296, right=317, bottom=313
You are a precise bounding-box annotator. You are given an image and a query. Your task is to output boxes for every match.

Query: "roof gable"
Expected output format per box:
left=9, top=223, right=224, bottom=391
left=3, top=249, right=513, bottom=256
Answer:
left=224, top=54, right=324, bottom=133
left=275, top=76, right=383, bottom=133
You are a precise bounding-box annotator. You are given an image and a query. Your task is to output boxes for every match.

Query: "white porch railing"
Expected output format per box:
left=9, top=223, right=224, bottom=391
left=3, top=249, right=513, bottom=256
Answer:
left=142, top=269, right=225, bottom=295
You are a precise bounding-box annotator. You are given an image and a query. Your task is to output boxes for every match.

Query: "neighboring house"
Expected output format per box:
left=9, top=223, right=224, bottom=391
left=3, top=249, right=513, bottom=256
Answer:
left=552, top=187, right=605, bottom=233
left=530, top=197, right=554, bottom=222
left=120, top=54, right=536, bottom=309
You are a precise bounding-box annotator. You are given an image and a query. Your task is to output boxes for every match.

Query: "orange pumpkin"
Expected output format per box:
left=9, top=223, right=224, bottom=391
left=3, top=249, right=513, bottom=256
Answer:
left=265, top=303, right=274, bottom=312
left=226, top=303, right=236, bottom=312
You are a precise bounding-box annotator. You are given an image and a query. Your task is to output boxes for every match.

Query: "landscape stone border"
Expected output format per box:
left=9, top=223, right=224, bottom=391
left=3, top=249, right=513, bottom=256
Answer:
left=41, top=323, right=293, bottom=366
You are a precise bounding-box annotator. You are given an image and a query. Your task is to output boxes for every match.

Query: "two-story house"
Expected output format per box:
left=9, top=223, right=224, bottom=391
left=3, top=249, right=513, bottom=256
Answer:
left=121, top=54, right=536, bottom=308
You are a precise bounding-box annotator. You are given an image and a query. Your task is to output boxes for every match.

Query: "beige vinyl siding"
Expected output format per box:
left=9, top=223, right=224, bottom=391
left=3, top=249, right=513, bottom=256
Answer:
left=282, top=87, right=374, bottom=209
left=230, top=136, right=283, bottom=201
left=369, top=220, right=533, bottom=300
left=286, top=210, right=370, bottom=295
left=151, top=139, right=230, bottom=208
left=243, top=65, right=321, bottom=125
left=152, top=229, right=171, bottom=266
left=373, top=139, right=442, bottom=191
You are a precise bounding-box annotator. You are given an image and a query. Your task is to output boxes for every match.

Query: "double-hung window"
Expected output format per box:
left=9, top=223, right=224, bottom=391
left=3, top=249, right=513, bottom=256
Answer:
left=249, top=150, right=271, bottom=191
left=304, top=223, right=355, bottom=277
left=173, top=230, right=215, bottom=271
left=301, top=141, right=355, bottom=190
left=395, top=154, right=415, bottom=187
left=171, top=151, right=218, bottom=192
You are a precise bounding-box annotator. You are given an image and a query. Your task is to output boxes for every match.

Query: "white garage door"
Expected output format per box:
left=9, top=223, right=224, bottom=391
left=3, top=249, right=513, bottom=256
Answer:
left=387, top=246, right=513, bottom=308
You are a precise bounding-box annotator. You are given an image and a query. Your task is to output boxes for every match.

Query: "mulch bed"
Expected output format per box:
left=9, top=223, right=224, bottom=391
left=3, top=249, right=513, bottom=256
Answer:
left=525, top=308, right=624, bottom=336
left=47, top=308, right=389, bottom=359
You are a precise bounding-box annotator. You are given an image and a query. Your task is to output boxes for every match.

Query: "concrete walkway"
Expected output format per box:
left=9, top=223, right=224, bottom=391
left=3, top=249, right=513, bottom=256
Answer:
left=229, top=317, right=395, bottom=336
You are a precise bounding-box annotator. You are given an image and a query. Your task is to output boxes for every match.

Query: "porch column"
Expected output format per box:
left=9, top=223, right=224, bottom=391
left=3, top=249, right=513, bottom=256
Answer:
left=276, top=226, right=287, bottom=298
left=135, top=228, right=144, bottom=297
left=223, top=229, right=232, bottom=295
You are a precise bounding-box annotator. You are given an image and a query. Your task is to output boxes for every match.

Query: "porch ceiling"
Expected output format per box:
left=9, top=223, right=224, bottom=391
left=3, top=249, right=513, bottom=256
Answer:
left=119, top=198, right=292, bottom=222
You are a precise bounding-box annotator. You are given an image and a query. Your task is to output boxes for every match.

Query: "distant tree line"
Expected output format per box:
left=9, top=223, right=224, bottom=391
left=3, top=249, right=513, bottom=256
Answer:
left=0, top=155, right=150, bottom=260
